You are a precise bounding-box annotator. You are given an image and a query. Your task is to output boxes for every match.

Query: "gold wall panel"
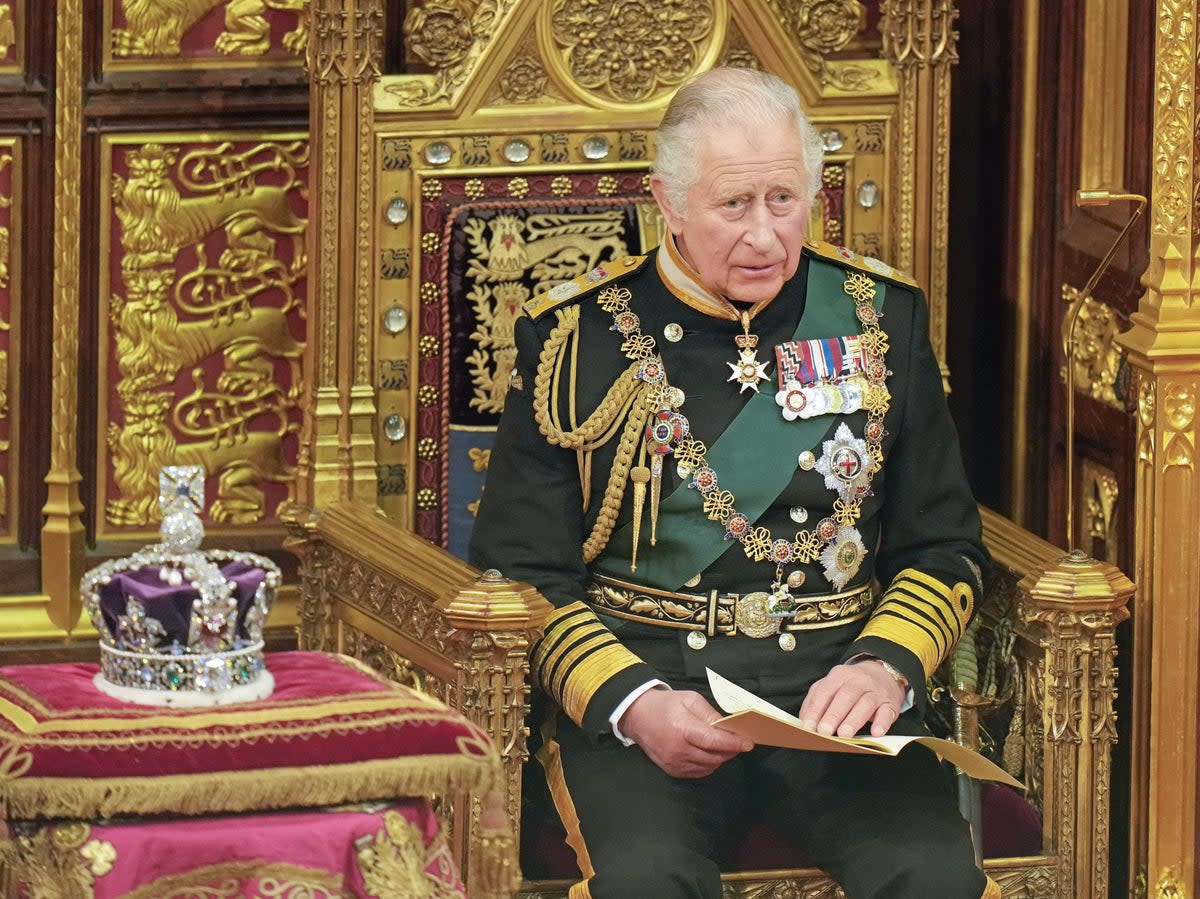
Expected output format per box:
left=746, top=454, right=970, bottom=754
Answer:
left=98, top=133, right=308, bottom=541
left=0, top=139, right=17, bottom=543
left=103, top=0, right=310, bottom=70
left=0, top=0, right=21, bottom=73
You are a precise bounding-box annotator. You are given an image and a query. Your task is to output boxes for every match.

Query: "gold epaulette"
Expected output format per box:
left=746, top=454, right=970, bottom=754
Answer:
left=522, top=255, right=650, bottom=321
left=802, top=239, right=920, bottom=289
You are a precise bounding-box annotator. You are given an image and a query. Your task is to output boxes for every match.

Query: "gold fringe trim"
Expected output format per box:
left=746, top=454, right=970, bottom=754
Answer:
left=5, top=754, right=498, bottom=820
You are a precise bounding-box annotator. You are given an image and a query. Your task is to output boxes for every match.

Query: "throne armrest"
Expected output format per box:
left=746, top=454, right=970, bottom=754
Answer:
left=282, top=500, right=553, bottom=898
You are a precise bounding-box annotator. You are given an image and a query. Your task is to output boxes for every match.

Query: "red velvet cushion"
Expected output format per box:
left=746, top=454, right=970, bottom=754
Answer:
left=0, top=651, right=496, bottom=820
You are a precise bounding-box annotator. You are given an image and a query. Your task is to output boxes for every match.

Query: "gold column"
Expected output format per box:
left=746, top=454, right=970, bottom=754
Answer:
left=1114, top=1, right=1200, bottom=894
left=1019, top=552, right=1134, bottom=899
left=348, top=1, right=382, bottom=506
left=302, top=0, right=380, bottom=510
left=40, top=0, right=86, bottom=629
left=879, top=0, right=958, bottom=385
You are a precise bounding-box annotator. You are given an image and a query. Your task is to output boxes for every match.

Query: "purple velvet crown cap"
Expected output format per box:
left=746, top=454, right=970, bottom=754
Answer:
left=97, top=559, right=267, bottom=653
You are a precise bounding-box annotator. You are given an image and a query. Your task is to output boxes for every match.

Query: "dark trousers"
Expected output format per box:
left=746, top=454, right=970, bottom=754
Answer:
left=539, top=708, right=989, bottom=899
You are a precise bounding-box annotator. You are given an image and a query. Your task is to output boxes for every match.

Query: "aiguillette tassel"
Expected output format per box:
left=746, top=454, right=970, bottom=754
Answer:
left=649, top=455, right=663, bottom=546
left=630, top=466, right=650, bottom=572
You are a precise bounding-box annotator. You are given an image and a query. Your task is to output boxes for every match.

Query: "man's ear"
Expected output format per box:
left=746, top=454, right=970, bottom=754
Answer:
left=649, top=174, right=686, bottom=235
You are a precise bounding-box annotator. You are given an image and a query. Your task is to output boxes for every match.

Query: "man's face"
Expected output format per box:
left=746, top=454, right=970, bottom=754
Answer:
left=652, top=120, right=811, bottom=304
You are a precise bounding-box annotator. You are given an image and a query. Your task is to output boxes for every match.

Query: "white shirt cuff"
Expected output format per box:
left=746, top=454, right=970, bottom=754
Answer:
left=609, top=679, right=669, bottom=746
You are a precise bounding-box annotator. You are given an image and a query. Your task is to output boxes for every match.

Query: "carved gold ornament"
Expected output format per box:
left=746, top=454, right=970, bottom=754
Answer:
left=499, top=54, right=549, bottom=103
left=549, top=0, right=717, bottom=103
left=405, top=0, right=476, bottom=68
left=1060, top=285, right=1130, bottom=411
left=788, top=0, right=866, bottom=55
left=111, top=0, right=310, bottom=59
left=106, top=139, right=307, bottom=528
left=768, top=0, right=877, bottom=89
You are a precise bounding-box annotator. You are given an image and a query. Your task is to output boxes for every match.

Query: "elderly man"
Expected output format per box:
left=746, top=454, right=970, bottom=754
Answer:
left=471, top=67, right=996, bottom=899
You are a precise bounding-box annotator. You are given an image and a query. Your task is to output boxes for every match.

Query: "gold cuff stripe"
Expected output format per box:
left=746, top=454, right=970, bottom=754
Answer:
left=890, top=568, right=972, bottom=633
left=898, top=569, right=971, bottom=623
left=980, top=875, right=1002, bottom=899
left=560, top=644, right=643, bottom=724
left=535, top=618, right=609, bottom=676
left=857, top=611, right=943, bottom=676
left=532, top=604, right=600, bottom=675
left=535, top=620, right=614, bottom=693
left=536, top=712, right=596, bottom=881
left=883, top=588, right=959, bottom=649
left=874, top=594, right=952, bottom=658
left=547, top=632, right=619, bottom=699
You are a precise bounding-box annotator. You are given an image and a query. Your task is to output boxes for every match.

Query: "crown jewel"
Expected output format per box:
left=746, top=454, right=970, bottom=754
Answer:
left=82, top=466, right=280, bottom=706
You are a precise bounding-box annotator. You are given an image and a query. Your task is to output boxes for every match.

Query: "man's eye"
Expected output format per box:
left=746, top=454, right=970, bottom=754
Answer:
left=773, top=192, right=794, bottom=203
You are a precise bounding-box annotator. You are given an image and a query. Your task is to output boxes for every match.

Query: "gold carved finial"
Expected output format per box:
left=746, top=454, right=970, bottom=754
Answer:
left=439, top=568, right=554, bottom=631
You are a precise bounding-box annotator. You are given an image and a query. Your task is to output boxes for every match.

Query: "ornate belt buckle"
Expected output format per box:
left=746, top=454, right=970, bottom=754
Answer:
left=733, top=592, right=781, bottom=639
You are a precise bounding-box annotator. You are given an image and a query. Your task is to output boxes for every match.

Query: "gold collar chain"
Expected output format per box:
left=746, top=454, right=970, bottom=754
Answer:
left=596, top=268, right=892, bottom=596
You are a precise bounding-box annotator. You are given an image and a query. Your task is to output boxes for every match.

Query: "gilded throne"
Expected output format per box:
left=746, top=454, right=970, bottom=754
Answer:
left=285, top=2, right=1132, bottom=897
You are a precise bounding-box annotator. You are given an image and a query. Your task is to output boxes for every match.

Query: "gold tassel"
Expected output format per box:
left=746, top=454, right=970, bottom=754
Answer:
left=470, top=790, right=521, bottom=899
left=629, top=466, right=650, bottom=572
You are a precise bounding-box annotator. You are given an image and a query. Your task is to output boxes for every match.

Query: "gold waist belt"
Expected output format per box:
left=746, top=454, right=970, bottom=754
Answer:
left=586, top=575, right=874, bottom=639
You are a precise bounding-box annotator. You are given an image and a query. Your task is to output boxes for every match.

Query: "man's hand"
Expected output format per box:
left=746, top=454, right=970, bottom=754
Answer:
left=618, top=688, right=754, bottom=778
left=798, top=660, right=908, bottom=738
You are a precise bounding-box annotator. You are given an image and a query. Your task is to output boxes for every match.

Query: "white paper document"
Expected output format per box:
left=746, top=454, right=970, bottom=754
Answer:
left=706, top=668, right=1024, bottom=789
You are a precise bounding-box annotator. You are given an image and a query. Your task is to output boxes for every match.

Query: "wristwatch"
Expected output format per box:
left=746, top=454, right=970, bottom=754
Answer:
left=873, top=658, right=909, bottom=689
left=849, top=654, right=909, bottom=689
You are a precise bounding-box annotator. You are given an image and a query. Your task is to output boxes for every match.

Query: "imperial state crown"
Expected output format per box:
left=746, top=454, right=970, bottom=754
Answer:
left=82, top=466, right=281, bottom=706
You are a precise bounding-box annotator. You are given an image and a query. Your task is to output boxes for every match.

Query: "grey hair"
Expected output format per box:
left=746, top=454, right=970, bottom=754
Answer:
left=653, top=67, right=824, bottom=219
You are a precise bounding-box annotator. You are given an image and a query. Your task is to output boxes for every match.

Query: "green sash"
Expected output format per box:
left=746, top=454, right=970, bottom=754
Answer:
left=594, top=260, right=887, bottom=590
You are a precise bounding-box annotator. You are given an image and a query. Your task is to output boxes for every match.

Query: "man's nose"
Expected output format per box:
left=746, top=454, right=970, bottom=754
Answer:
left=742, top=204, right=778, bottom=251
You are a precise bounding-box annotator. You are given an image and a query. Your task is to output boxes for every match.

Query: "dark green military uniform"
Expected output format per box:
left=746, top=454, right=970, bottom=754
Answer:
left=471, top=239, right=993, bottom=899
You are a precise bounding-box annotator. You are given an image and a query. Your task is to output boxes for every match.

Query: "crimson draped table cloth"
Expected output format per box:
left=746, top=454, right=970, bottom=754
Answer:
left=0, top=651, right=498, bottom=897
